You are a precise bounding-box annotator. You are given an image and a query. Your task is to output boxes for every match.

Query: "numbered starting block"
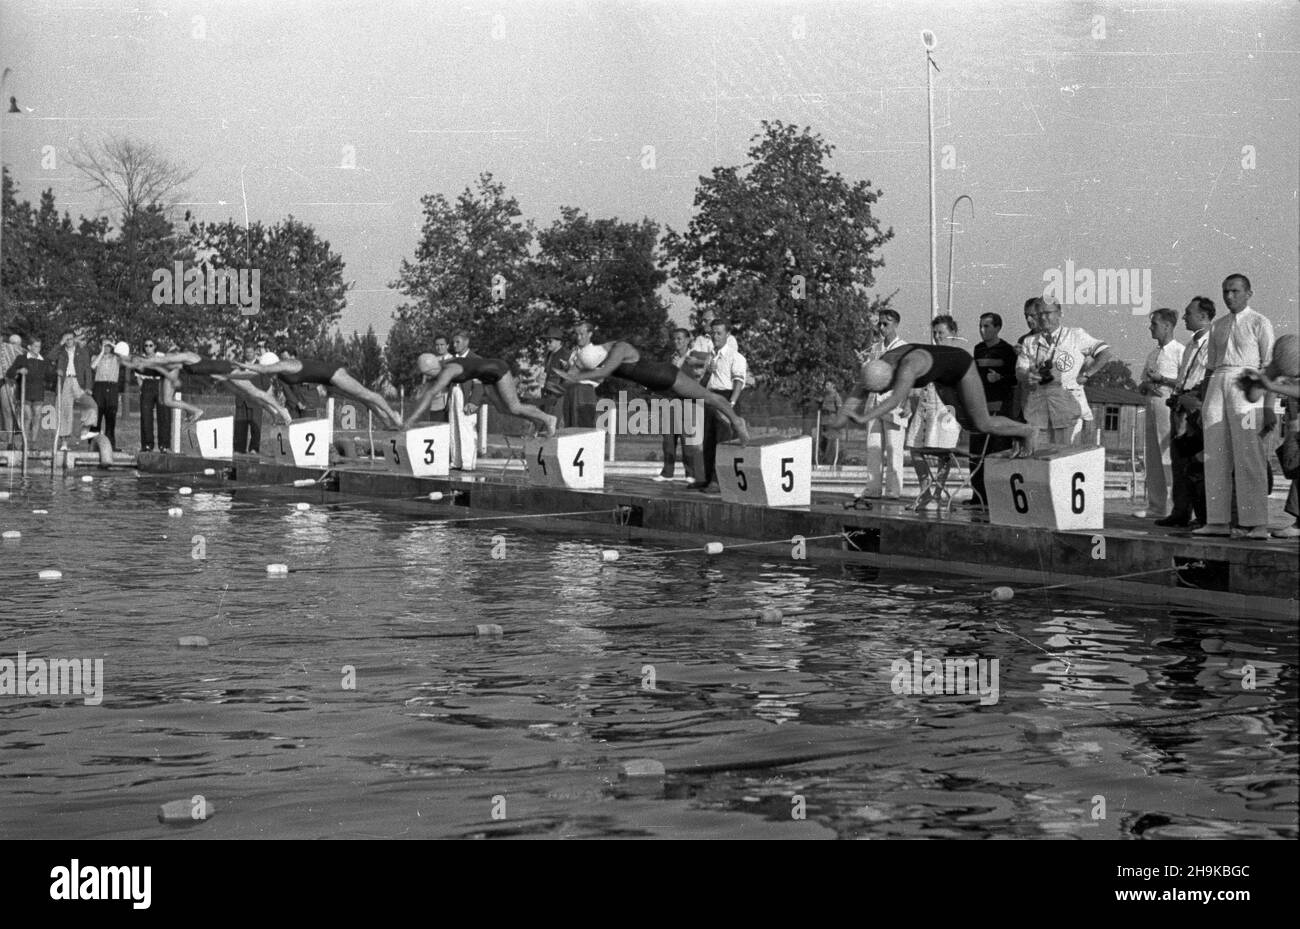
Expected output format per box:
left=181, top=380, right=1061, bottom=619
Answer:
left=332, top=431, right=379, bottom=464
left=984, top=445, right=1105, bottom=530
left=382, top=424, right=451, bottom=477
left=719, top=435, right=812, bottom=507
left=196, top=416, right=234, bottom=459
left=528, top=428, right=604, bottom=489
left=268, top=417, right=332, bottom=469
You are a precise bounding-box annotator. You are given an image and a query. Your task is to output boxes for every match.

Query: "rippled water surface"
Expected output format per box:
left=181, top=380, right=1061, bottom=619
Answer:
left=0, top=471, right=1295, bottom=839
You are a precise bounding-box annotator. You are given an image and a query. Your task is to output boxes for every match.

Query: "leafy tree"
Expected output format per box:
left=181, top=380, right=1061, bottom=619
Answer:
left=343, top=325, right=384, bottom=389
left=187, top=217, right=347, bottom=355
left=528, top=207, right=669, bottom=357
left=663, top=121, right=894, bottom=409
left=390, top=173, right=534, bottom=366
left=384, top=314, right=426, bottom=395
left=1087, top=359, right=1137, bottom=392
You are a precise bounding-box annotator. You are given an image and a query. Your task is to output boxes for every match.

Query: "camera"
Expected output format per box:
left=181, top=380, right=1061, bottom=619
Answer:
left=1036, top=361, right=1055, bottom=385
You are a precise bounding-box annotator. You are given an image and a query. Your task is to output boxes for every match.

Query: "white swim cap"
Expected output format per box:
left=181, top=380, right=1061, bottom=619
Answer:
left=860, top=360, right=894, bottom=392
left=576, top=343, right=609, bottom=369
left=113, top=341, right=131, bottom=357
left=417, top=353, right=441, bottom=376
left=258, top=352, right=279, bottom=365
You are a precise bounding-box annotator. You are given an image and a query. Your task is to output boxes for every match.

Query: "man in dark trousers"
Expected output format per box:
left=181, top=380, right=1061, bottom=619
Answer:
left=136, top=338, right=169, bottom=451
left=967, top=312, right=1019, bottom=506
left=89, top=338, right=128, bottom=446
left=233, top=343, right=271, bottom=452
left=540, top=327, right=569, bottom=425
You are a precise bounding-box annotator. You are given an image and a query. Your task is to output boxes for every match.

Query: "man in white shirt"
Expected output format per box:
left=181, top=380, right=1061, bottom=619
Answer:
left=1016, top=299, right=1113, bottom=446
left=448, top=331, right=480, bottom=469
left=691, top=318, right=746, bottom=491
left=861, top=308, right=908, bottom=498
left=1137, top=308, right=1185, bottom=517
left=1157, top=296, right=1215, bottom=527
left=564, top=321, right=601, bottom=429
left=1195, top=274, right=1275, bottom=538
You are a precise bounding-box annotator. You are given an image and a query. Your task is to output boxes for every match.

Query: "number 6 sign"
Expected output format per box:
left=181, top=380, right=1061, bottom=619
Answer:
left=720, top=435, right=812, bottom=507
left=984, top=445, right=1105, bottom=530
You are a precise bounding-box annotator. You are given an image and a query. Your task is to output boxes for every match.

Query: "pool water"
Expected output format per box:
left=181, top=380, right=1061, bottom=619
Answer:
left=0, top=471, right=1295, bottom=839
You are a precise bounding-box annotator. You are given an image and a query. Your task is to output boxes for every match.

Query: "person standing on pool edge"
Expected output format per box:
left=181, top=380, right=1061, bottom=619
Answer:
left=237, top=354, right=403, bottom=430
left=403, top=353, right=557, bottom=435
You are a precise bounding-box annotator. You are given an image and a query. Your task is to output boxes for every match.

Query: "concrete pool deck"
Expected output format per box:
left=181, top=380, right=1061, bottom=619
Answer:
left=119, top=450, right=1300, bottom=623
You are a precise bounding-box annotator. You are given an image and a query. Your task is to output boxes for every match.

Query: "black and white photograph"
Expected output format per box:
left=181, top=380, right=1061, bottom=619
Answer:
left=0, top=0, right=1295, bottom=893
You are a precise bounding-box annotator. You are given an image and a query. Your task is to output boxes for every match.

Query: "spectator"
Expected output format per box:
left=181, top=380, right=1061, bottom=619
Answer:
left=5, top=336, right=52, bottom=447
left=691, top=318, right=746, bottom=492
left=1244, top=333, right=1299, bottom=538
left=89, top=337, right=127, bottom=447
left=52, top=330, right=92, bottom=451
left=135, top=338, right=169, bottom=452
left=1137, top=307, right=1185, bottom=517
left=1007, top=299, right=1041, bottom=421
left=1, top=332, right=22, bottom=448
left=565, top=322, right=601, bottom=429
left=656, top=327, right=697, bottom=482
left=1195, top=274, right=1275, bottom=539
left=861, top=308, right=908, bottom=498
left=540, top=327, right=569, bottom=425
left=907, top=315, right=964, bottom=509
left=233, top=343, right=272, bottom=453
left=968, top=312, right=1018, bottom=507
left=818, top=378, right=844, bottom=464
left=448, top=331, right=484, bottom=469
left=1159, top=297, right=1215, bottom=528
left=1016, top=298, right=1112, bottom=446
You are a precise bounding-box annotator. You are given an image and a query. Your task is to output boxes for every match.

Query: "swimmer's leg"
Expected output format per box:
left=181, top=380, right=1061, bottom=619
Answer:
left=488, top=376, right=557, bottom=436
left=227, top=380, right=292, bottom=426
left=668, top=371, right=749, bottom=444
left=959, top=368, right=1035, bottom=456
left=330, top=369, right=403, bottom=429
left=160, top=373, right=205, bottom=422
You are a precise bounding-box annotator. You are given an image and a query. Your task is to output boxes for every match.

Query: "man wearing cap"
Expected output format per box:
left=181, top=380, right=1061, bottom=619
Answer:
left=89, top=337, right=128, bottom=447
left=540, top=327, right=569, bottom=424
left=860, top=308, right=908, bottom=499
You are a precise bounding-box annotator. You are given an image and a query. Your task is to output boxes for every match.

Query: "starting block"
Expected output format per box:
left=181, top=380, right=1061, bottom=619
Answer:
left=719, top=435, right=812, bottom=507
left=528, top=428, right=604, bottom=489
left=196, top=416, right=234, bottom=459
left=269, top=417, right=332, bottom=469
left=984, top=445, right=1105, bottom=530
left=383, top=424, right=451, bottom=477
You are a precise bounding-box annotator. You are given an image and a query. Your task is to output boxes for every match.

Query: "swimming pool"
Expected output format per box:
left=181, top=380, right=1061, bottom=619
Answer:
left=0, top=472, right=1294, bottom=839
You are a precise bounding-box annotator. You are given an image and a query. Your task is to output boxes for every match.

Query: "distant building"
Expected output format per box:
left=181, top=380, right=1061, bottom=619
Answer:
left=1085, top=385, right=1146, bottom=451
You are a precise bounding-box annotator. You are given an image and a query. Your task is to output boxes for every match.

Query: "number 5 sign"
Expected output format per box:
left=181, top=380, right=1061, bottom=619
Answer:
left=527, top=428, right=605, bottom=489
left=984, top=446, right=1105, bottom=530
left=720, top=435, right=812, bottom=507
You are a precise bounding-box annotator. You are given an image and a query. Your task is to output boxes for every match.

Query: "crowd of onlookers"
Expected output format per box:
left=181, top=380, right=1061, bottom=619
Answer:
left=819, top=273, right=1297, bottom=540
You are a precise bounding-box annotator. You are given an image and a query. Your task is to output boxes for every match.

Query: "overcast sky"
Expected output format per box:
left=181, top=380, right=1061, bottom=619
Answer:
left=2, top=0, right=1296, bottom=364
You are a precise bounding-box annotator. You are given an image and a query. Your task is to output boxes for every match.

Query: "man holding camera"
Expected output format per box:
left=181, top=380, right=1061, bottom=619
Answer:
left=1015, top=297, right=1112, bottom=447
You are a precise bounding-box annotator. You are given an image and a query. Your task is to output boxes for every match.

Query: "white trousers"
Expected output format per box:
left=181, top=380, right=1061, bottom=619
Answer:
left=1202, top=368, right=1269, bottom=528
left=1144, top=397, right=1173, bottom=513
left=863, top=416, right=905, bottom=496
left=448, top=385, right=477, bottom=470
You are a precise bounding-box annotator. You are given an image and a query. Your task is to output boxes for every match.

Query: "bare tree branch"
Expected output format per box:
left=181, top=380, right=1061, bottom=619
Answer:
left=68, top=134, right=197, bottom=221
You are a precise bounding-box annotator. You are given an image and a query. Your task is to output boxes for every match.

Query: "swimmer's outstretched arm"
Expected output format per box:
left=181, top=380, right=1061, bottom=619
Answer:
left=139, top=352, right=198, bottom=367
left=554, top=342, right=627, bottom=385
left=233, top=360, right=298, bottom=375
left=402, top=368, right=458, bottom=429
left=844, top=361, right=921, bottom=426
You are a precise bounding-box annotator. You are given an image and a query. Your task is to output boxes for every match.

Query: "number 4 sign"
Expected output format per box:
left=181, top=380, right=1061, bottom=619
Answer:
left=528, top=428, right=605, bottom=489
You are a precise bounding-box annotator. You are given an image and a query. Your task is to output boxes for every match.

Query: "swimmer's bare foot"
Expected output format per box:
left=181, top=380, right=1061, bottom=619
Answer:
left=543, top=414, right=558, bottom=437
left=184, top=412, right=203, bottom=426
left=1012, top=431, right=1036, bottom=458
left=733, top=417, right=751, bottom=445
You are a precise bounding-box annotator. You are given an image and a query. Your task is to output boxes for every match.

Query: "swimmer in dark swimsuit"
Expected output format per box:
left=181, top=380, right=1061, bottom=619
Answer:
left=403, top=354, right=558, bottom=435
left=837, top=344, right=1035, bottom=457
left=237, top=356, right=402, bottom=429
left=555, top=340, right=751, bottom=445
left=118, top=351, right=290, bottom=426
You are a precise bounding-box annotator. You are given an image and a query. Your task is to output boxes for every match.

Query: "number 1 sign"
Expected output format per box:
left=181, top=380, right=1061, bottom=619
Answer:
left=984, top=445, right=1105, bottom=530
